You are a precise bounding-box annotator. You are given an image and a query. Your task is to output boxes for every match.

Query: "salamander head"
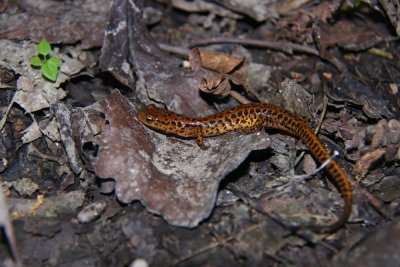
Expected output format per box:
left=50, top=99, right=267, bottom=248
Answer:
left=137, top=104, right=165, bottom=128
left=137, top=104, right=183, bottom=131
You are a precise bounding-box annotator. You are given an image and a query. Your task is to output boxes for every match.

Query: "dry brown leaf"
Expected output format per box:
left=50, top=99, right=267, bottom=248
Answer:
left=199, top=72, right=231, bottom=98
left=353, top=149, right=386, bottom=181
left=189, top=48, right=255, bottom=99
left=190, top=48, right=244, bottom=74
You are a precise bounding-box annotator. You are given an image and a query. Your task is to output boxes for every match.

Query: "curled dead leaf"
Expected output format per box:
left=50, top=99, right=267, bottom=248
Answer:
left=199, top=72, right=231, bottom=98
left=189, top=48, right=244, bottom=73
left=189, top=48, right=260, bottom=101
left=353, top=149, right=386, bottom=181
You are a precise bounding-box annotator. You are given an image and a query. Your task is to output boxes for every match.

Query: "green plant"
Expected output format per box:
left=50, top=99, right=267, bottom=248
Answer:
left=31, top=39, right=61, bottom=82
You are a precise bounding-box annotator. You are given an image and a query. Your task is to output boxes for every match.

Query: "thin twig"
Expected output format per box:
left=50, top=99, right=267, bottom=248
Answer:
left=0, top=92, right=15, bottom=131
left=189, top=36, right=320, bottom=56
left=229, top=90, right=251, bottom=104
left=157, top=43, right=191, bottom=57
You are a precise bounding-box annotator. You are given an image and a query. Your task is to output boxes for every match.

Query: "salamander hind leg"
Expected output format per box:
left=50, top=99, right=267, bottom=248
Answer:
left=196, top=126, right=208, bottom=149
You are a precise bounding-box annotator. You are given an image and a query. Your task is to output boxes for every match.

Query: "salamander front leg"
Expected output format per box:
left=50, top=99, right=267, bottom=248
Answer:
left=196, top=126, right=207, bottom=149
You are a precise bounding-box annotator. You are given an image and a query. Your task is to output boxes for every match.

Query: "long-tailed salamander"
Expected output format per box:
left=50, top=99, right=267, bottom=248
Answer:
left=137, top=103, right=352, bottom=233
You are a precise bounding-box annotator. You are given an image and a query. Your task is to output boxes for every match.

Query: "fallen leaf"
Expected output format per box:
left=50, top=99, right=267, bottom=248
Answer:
left=353, top=149, right=386, bottom=181
left=189, top=48, right=252, bottom=99
left=190, top=48, right=244, bottom=73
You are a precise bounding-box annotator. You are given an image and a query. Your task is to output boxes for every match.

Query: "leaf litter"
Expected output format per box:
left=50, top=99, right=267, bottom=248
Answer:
left=1, top=0, right=400, bottom=266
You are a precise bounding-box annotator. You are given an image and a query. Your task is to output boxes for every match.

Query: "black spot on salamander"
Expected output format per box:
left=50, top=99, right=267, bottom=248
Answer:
left=309, top=142, right=318, bottom=150
left=231, top=114, right=237, bottom=119
left=315, top=150, right=324, bottom=159
left=331, top=168, right=339, bottom=175
left=301, top=129, right=310, bottom=138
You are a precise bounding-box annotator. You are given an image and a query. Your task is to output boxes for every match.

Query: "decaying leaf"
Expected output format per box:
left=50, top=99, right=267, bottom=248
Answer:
left=190, top=48, right=244, bottom=73
left=199, top=72, right=231, bottom=98
left=327, top=75, right=393, bottom=119
left=189, top=48, right=255, bottom=99
left=14, top=75, right=65, bottom=114
left=93, top=90, right=271, bottom=227
left=318, top=19, right=386, bottom=52
left=21, top=120, right=42, bottom=144
left=353, top=149, right=386, bottom=181
left=39, top=118, right=61, bottom=142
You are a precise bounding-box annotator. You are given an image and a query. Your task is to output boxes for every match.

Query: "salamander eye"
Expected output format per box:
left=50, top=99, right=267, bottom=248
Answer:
left=145, top=115, right=154, bottom=122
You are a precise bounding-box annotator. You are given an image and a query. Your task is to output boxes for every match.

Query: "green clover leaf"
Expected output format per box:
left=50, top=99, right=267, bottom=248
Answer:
left=30, top=55, right=42, bottom=67
left=42, top=56, right=61, bottom=82
left=38, top=39, right=51, bottom=56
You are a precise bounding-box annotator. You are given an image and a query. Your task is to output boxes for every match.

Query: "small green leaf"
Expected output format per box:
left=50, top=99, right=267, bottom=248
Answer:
left=42, top=60, right=59, bottom=82
left=47, top=56, right=61, bottom=67
left=31, top=56, right=42, bottom=67
left=38, top=39, right=51, bottom=56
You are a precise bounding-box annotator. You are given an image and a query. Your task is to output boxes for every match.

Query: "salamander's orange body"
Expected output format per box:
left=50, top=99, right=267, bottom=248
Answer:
left=137, top=103, right=352, bottom=233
